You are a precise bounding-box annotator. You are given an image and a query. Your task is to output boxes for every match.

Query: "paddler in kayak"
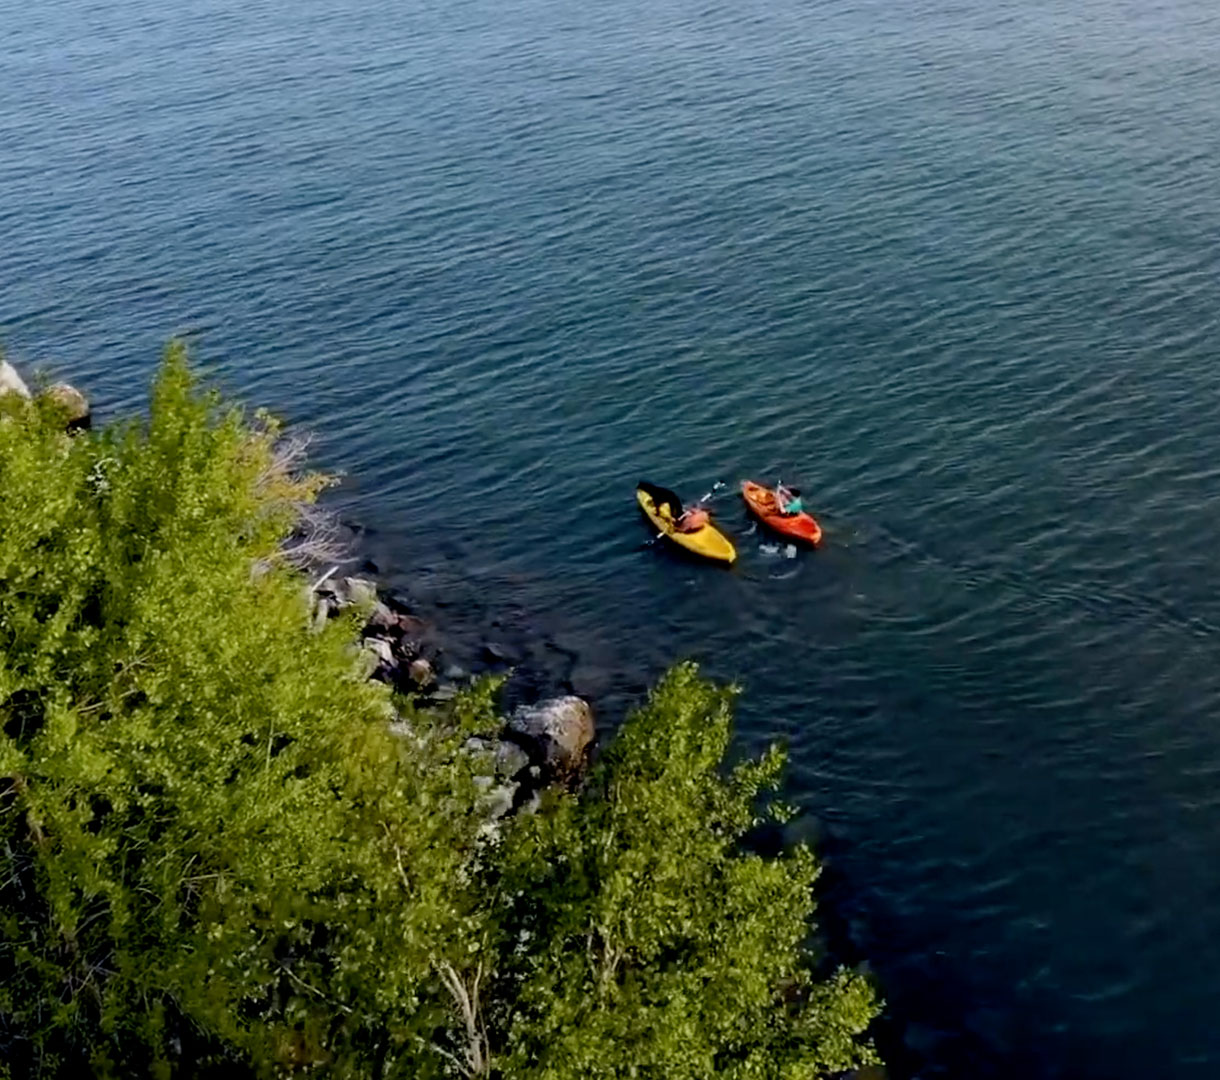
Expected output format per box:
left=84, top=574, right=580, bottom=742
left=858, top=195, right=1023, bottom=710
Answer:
left=676, top=505, right=710, bottom=532
left=636, top=480, right=737, bottom=563
left=776, top=484, right=803, bottom=516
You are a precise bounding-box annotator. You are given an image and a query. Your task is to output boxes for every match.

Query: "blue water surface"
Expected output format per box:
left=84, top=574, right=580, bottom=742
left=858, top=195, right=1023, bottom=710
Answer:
left=4, top=0, right=1220, bottom=1075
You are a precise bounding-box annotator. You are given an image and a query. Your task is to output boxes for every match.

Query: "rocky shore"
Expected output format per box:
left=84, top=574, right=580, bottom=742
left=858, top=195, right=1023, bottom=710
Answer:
left=0, top=357, right=92, bottom=431
left=3, top=354, right=598, bottom=828
left=311, top=569, right=597, bottom=822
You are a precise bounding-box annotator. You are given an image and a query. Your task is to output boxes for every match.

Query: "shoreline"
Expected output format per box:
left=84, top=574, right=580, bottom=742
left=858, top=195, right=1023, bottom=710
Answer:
left=3, top=354, right=1002, bottom=1077
left=324, top=528, right=934, bottom=1077
left=333, top=514, right=646, bottom=715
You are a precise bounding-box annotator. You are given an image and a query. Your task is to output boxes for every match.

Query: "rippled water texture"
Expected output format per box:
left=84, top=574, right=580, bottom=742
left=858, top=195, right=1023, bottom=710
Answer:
left=5, top=0, right=1220, bottom=1074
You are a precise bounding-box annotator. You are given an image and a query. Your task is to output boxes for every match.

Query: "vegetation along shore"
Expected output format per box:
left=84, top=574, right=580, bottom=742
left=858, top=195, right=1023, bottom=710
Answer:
left=0, top=344, right=883, bottom=1078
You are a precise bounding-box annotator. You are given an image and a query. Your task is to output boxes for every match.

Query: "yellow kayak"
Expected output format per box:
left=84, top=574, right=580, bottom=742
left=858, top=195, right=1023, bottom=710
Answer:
left=636, top=482, right=736, bottom=564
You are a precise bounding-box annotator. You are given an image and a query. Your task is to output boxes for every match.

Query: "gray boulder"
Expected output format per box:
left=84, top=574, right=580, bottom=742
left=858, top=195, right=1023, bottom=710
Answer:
left=0, top=360, right=31, bottom=400
left=310, top=595, right=334, bottom=633
left=395, top=612, right=427, bottom=638
left=494, top=739, right=531, bottom=779
left=480, top=781, right=518, bottom=821
left=341, top=576, right=379, bottom=610
left=507, top=696, right=594, bottom=777
left=463, top=737, right=530, bottom=781
left=42, top=383, right=91, bottom=431
left=362, top=636, right=395, bottom=670
left=408, top=657, right=434, bottom=687
left=520, top=789, right=544, bottom=816
left=365, top=602, right=399, bottom=631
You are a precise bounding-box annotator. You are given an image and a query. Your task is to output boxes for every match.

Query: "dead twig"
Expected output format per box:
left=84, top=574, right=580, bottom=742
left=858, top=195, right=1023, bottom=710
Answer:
left=435, top=960, right=490, bottom=1078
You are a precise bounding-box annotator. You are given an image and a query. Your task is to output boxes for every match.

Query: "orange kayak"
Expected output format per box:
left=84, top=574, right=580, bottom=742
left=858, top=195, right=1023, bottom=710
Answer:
left=740, top=481, right=822, bottom=546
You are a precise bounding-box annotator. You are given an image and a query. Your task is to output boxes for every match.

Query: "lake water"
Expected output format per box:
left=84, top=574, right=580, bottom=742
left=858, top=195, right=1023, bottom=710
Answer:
left=4, top=0, right=1220, bottom=1074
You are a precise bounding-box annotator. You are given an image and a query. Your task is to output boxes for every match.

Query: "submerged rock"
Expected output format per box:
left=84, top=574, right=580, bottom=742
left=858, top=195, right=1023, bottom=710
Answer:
left=507, top=696, right=594, bottom=778
left=482, top=641, right=517, bottom=665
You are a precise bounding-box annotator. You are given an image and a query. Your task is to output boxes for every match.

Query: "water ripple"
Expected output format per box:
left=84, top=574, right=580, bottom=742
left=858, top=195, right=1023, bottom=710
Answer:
left=6, top=0, right=1220, bottom=1075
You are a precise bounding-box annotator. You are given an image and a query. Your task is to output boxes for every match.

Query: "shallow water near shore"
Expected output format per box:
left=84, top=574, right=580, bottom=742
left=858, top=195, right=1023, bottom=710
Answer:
left=5, top=0, right=1220, bottom=1074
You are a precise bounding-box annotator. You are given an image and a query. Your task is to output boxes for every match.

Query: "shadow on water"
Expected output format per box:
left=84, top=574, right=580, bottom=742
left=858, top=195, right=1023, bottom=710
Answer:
left=812, top=829, right=1055, bottom=1080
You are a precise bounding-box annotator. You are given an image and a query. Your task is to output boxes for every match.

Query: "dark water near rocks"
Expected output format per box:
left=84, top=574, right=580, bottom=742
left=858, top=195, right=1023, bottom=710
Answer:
left=5, top=0, right=1220, bottom=1074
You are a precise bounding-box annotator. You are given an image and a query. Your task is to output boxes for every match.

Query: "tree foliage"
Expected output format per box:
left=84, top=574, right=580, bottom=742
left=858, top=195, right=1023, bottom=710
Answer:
left=487, top=665, right=879, bottom=1080
left=0, top=345, right=880, bottom=1077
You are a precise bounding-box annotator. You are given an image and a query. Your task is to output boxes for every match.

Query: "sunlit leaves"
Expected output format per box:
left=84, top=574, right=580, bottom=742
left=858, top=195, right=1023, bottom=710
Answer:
left=488, top=664, right=882, bottom=1079
left=0, top=346, right=485, bottom=1076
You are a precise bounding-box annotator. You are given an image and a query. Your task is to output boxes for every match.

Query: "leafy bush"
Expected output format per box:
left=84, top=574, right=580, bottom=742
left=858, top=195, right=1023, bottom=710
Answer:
left=0, top=346, right=880, bottom=1078
left=488, top=664, right=881, bottom=1080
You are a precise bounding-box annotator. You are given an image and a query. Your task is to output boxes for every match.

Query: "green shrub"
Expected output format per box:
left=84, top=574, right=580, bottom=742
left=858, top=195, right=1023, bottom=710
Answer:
left=487, top=664, right=880, bottom=1080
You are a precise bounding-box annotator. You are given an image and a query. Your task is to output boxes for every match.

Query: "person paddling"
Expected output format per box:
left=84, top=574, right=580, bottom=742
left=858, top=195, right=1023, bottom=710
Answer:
left=776, top=484, right=803, bottom=516
left=677, top=505, right=710, bottom=532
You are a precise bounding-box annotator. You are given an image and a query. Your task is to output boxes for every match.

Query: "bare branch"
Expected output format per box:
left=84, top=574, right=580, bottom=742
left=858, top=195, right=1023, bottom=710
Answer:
left=435, top=960, right=490, bottom=1077
left=277, top=500, right=354, bottom=572
left=280, top=963, right=354, bottom=1015
left=310, top=565, right=340, bottom=592
left=259, top=428, right=314, bottom=488
left=382, top=822, right=411, bottom=894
